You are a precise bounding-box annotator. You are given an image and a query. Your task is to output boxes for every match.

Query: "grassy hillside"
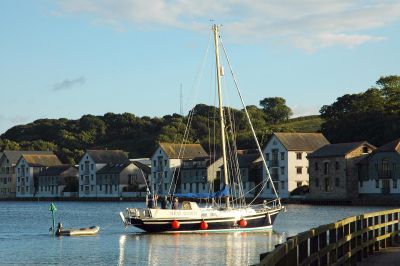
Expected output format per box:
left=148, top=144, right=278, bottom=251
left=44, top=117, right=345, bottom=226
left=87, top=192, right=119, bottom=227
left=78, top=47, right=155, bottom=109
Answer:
left=276, top=115, right=324, bottom=132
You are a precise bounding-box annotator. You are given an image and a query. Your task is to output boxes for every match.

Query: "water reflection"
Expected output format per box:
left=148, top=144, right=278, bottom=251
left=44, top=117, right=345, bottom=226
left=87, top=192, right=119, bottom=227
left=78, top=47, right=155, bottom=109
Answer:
left=118, top=230, right=286, bottom=265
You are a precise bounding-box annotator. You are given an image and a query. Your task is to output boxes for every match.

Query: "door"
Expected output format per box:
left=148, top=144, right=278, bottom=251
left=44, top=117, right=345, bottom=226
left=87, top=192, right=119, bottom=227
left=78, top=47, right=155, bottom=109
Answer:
left=382, top=179, right=390, bottom=195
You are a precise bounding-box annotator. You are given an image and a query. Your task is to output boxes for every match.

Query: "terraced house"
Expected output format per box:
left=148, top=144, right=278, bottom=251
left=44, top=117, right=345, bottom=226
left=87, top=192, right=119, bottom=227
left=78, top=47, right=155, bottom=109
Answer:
left=150, top=143, right=208, bottom=195
left=36, top=165, right=78, bottom=197
left=15, top=153, right=62, bottom=197
left=78, top=150, right=130, bottom=197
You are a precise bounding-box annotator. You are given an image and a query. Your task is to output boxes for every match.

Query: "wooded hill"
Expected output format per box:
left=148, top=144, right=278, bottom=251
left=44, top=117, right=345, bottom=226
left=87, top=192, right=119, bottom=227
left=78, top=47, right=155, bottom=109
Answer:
left=1, top=75, right=399, bottom=164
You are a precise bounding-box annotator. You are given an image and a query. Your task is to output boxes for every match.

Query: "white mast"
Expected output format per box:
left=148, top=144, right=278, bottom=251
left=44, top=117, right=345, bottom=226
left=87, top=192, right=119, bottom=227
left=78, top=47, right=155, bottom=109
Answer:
left=213, top=24, right=230, bottom=208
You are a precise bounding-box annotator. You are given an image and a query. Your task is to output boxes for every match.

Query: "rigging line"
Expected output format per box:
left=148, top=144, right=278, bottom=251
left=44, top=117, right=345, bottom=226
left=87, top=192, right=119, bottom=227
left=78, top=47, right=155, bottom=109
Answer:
left=220, top=38, right=281, bottom=206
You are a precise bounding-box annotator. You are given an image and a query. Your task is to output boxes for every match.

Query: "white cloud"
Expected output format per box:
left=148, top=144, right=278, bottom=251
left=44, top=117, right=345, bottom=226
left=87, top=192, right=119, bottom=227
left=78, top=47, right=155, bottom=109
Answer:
left=52, top=76, right=86, bottom=91
left=55, top=0, right=400, bottom=50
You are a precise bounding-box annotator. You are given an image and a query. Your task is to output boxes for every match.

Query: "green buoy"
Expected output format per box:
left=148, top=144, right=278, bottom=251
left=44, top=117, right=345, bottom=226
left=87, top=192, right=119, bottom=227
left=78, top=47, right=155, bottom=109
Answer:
left=49, top=203, right=57, bottom=235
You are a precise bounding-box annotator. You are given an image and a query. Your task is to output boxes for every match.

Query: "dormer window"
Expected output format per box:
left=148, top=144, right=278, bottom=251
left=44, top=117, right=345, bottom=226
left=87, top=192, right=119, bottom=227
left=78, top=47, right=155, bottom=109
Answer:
left=362, top=146, right=369, bottom=153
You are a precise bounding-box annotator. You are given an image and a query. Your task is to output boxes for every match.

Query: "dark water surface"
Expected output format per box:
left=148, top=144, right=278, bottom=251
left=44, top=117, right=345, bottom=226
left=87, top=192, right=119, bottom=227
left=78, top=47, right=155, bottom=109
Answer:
left=0, top=201, right=387, bottom=265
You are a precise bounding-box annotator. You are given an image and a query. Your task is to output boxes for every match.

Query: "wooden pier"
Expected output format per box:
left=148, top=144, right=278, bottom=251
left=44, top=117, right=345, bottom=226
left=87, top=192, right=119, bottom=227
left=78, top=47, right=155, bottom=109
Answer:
left=258, top=209, right=400, bottom=265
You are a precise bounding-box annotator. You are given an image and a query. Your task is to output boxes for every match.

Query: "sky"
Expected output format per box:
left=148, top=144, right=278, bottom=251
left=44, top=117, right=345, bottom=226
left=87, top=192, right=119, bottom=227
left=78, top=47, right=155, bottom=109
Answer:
left=1, top=0, right=400, bottom=135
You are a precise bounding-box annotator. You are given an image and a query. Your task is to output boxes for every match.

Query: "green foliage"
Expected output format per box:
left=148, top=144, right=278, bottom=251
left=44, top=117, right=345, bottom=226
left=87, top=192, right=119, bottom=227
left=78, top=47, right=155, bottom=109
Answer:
left=259, top=97, right=293, bottom=124
left=320, top=75, right=400, bottom=146
left=276, top=116, right=324, bottom=133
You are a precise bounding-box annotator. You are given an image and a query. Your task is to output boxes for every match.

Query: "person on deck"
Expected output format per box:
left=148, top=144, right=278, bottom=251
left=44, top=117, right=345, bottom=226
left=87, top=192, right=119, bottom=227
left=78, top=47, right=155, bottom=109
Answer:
left=172, top=197, right=179, bottom=210
left=148, top=195, right=154, bottom=208
left=161, top=196, right=169, bottom=209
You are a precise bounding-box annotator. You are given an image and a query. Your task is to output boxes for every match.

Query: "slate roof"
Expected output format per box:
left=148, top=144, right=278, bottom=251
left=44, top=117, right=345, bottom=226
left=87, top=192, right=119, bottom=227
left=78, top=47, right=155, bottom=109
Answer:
left=238, top=153, right=260, bottom=168
left=37, top=165, right=78, bottom=177
left=159, top=143, right=208, bottom=159
left=374, top=138, right=400, bottom=153
left=273, top=132, right=330, bottom=151
left=86, top=150, right=129, bottom=164
left=97, top=163, right=131, bottom=175
left=22, top=154, right=62, bottom=167
left=308, top=141, right=375, bottom=158
left=132, top=161, right=151, bottom=175
left=1, top=150, right=54, bottom=164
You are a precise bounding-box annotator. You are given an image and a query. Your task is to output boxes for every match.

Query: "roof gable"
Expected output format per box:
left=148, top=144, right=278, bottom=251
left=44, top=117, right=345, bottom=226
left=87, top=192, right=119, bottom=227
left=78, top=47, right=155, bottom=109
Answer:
left=273, top=132, right=330, bottom=151
left=374, top=138, right=400, bottom=153
left=86, top=150, right=129, bottom=164
left=37, top=165, right=78, bottom=177
left=2, top=150, right=54, bottom=164
left=308, top=141, right=375, bottom=158
left=158, top=143, right=208, bottom=159
left=21, top=154, right=61, bottom=167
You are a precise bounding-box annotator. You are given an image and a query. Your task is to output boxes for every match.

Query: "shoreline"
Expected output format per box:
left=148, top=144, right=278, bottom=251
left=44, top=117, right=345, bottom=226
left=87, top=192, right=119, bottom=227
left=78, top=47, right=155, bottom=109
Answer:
left=1, top=197, right=400, bottom=207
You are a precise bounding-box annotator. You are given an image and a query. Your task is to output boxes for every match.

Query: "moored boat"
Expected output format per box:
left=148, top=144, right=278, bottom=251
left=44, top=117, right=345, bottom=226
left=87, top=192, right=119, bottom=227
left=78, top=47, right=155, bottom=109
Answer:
left=56, top=225, right=100, bottom=236
left=120, top=24, right=285, bottom=233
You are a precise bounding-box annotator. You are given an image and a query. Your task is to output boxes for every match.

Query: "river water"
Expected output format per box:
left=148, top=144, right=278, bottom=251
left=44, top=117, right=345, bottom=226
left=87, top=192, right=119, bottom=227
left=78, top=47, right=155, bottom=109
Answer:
left=0, top=201, right=387, bottom=265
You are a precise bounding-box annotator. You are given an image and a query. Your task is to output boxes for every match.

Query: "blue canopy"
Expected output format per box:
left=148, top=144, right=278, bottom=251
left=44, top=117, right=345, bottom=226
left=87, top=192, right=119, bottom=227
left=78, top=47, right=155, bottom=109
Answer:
left=173, top=185, right=230, bottom=199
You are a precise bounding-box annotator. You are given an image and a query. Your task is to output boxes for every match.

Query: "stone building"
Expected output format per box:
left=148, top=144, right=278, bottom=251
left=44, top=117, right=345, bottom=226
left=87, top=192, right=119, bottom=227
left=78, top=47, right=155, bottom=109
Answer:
left=308, top=141, right=375, bottom=200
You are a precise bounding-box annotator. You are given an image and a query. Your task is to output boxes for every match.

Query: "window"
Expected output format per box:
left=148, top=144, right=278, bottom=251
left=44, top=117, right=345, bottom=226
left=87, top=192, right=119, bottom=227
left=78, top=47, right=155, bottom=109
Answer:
left=91, top=175, right=94, bottom=181
left=296, top=167, right=302, bottom=174
left=280, top=167, right=284, bottom=175
left=280, top=152, right=285, bottom=160
left=99, top=185, right=102, bottom=191
left=335, top=162, right=340, bottom=170
left=296, top=181, right=302, bottom=188
left=296, top=153, right=302, bottom=160
left=324, top=162, right=329, bottom=175
left=243, top=182, right=246, bottom=189
left=91, top=185, right=94, bottom=191
left=266, top=181, right=270, bottom=189
left=183, top=183, right=186, bottom=190
left=281, top=181, right=285, bottom=189
left=315, top=178, right=319, bottom=187
left=314, top=162, right=319, bottom=171
left=265, top=153, right=270, bottom=161
left=362, top=146, right=369, bottom=153
left=153, top=160, right=156, bottom=167
left=164, top=184, right=167, bottom=191
left=375, top=180, right=379, bottom=188
left=164, top=160, right=167, bottom=166
left=80, top=164, right=83, bottom=170
left=393, top=180, right=397, bottom=189
left=203, top=183, right=205, bottom=190
left=91, top=164, right=94, bottom=170
left=335, top=178, right=340, bottom=187
left=360, top=181, right=363, bottom=187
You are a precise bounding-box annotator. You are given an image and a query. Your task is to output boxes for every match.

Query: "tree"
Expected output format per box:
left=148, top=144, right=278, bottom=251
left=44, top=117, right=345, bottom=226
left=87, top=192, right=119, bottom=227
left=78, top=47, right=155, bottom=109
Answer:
left=259, top=97, right=293, bottom=124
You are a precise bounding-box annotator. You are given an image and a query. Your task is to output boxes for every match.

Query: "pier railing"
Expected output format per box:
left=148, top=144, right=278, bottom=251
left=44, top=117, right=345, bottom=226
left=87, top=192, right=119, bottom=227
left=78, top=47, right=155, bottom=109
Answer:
left=258, top=208, right=400, bottom=266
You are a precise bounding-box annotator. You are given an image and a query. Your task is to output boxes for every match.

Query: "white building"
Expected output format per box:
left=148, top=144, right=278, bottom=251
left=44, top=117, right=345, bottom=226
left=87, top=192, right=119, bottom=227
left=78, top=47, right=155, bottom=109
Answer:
left=15, top=153, right=62, bottom=197
left=78, top=150, right=130, bottom=197
left=150, top=143, right=208, bottom=195
left=262, top=132, right=329, bottom=198
left=358, top=138, right=400, bottom=196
